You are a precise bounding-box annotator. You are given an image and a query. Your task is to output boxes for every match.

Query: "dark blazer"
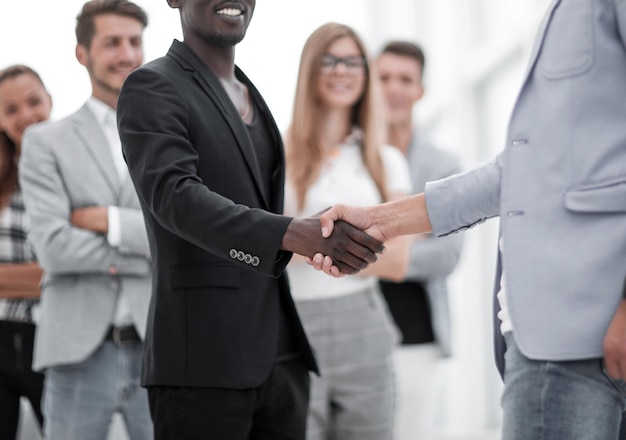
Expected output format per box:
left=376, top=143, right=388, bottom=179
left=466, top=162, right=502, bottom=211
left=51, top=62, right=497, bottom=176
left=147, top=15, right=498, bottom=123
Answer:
left=117, top=40, right=318, bottom=389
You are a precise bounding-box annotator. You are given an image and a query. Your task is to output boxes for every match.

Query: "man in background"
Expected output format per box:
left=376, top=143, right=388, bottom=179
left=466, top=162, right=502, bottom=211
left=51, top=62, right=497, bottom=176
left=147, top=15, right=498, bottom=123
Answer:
left=19, top=1, right=153, bottom=438
left=377, top=40, right=464, bottom=440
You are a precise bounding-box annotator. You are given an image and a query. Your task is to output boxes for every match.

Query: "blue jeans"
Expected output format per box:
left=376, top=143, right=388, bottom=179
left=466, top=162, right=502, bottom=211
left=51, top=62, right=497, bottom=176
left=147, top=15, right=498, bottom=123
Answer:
left=502, top=332, right=626, bottom=440
left=43, top=340, right=152, bottom=440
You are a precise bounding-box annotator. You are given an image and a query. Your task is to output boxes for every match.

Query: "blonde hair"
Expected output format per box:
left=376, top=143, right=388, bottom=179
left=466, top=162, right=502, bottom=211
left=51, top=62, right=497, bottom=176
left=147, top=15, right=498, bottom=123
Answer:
left=284, top=22, right=389, bottom=212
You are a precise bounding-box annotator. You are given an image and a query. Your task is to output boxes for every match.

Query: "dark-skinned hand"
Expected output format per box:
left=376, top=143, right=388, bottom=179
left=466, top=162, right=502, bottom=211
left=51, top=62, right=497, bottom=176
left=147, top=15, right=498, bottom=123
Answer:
left=280, top=217, right=384, bottom=275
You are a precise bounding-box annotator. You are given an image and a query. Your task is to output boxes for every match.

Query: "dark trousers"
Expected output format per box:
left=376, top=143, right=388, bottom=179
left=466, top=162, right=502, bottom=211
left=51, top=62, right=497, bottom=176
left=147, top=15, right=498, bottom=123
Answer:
left=148, top=356, right=310, bottom=440
left=0, top=320, right=44, bottom=440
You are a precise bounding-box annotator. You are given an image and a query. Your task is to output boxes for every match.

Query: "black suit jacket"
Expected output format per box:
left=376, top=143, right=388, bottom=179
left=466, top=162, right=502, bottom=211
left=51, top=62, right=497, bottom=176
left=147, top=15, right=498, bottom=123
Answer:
left=118, top=40, right=318, bottom=389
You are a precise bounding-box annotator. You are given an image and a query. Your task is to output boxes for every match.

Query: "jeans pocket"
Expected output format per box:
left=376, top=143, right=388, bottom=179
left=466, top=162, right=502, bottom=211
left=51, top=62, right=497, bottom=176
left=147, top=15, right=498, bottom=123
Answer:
left=600, top=360, right=626, bottom=399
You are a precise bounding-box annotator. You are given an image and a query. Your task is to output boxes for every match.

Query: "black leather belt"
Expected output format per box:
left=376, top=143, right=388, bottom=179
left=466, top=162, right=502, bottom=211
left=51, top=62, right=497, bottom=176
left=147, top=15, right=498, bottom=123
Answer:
left=105, top=325, right=141, bottom=346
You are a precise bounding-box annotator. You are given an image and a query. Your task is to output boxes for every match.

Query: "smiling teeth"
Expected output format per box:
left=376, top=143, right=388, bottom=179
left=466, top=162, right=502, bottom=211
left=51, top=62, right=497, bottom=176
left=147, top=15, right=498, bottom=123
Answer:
left=217, top=8, right=242, bottom=16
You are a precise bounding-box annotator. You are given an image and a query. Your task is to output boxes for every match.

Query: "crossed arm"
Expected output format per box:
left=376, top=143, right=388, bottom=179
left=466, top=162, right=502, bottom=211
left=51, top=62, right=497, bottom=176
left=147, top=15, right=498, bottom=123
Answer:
left=19, top=127, right=151, bottom=277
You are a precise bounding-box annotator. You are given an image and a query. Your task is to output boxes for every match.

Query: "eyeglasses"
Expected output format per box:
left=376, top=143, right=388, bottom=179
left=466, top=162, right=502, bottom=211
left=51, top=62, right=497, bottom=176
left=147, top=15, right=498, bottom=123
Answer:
left=319, top=54, right=367, bottom=76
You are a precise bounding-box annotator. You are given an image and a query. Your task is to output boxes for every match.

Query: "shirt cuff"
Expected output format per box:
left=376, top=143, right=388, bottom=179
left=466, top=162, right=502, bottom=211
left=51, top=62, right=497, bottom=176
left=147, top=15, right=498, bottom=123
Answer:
left=622, top=275, right=626, bottom=299
left=107, top=206, right=121, bottom=247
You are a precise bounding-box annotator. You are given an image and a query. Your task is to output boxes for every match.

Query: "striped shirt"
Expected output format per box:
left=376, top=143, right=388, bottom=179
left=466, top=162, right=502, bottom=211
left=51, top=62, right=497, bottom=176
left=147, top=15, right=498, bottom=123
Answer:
left=0, top=189, right=38, bottom=322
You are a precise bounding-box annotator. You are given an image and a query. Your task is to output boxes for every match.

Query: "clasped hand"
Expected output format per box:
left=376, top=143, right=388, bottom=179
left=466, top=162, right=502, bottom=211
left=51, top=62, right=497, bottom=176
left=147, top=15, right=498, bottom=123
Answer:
left=282, top=216, right=384, bottom=276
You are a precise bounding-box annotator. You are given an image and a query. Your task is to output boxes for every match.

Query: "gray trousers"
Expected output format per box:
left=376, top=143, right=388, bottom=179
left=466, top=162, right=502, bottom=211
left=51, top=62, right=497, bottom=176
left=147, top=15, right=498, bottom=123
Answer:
left=295, top=285, right=398, bottom=440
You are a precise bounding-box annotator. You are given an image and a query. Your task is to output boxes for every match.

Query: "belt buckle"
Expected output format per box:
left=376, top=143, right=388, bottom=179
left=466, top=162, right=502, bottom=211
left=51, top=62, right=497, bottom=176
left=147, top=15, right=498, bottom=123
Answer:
left=112, top=326, right=132, bottom=347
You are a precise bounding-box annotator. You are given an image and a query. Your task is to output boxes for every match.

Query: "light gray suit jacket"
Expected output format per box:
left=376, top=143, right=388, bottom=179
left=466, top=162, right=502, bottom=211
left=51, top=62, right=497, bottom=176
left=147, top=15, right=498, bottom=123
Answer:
left=425, top=0, right=626, bottom=372
left=19, top=103, right=152, bottom=371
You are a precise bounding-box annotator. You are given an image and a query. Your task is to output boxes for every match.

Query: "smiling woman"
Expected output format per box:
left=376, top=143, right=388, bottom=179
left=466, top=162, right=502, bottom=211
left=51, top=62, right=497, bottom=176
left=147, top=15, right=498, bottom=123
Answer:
left=282, top=22, right=413, bottom=440
left=0, top=64, right=51, bottom=440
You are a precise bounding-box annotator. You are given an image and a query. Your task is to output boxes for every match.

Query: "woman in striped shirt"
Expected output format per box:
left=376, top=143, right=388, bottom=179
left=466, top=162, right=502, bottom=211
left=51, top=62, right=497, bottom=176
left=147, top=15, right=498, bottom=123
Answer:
left=0, top=64, right=52, bottom=440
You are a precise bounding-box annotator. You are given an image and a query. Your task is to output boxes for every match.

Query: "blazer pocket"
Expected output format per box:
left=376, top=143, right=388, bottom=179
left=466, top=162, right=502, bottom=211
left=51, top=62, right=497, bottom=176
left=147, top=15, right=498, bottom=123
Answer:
left=541, top=0, right=594, bottom=79
left=564, top=178, right=626, bottom=213
left=170, top=264, right=241, bottom=289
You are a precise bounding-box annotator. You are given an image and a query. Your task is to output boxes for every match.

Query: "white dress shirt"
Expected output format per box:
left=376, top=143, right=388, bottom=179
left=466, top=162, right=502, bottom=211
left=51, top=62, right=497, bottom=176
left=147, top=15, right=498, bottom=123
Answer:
left=86, top=97, right=132, bottom=326
left=284, top=129, right=411, bottom=300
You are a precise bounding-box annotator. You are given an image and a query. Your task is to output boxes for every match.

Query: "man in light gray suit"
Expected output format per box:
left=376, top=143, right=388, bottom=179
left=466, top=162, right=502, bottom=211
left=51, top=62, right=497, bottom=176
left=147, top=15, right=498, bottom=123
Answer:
left=19, top=1, right=153, bottom=439
left=317, top=1, right=626, bottom=438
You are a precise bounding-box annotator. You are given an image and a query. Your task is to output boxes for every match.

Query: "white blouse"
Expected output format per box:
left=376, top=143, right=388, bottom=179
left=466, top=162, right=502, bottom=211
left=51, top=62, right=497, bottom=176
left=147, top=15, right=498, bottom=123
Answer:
left=284, top=131, right=411, bottom=301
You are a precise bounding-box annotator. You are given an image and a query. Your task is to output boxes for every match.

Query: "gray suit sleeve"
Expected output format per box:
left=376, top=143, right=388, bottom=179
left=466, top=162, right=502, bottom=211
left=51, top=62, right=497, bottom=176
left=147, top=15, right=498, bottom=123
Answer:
left=19, top=126, right=149, bottom=276
left=425, top=152, right=502, bottom=237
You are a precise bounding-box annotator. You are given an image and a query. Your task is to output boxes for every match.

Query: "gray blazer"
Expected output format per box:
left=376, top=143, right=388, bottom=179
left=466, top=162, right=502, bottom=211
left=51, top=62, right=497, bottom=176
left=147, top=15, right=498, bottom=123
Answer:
left=425, top=0, right=626, bottom=372
left=404, top=137, right=464, bottom=356
left=19, top=103, right=152, bottom=371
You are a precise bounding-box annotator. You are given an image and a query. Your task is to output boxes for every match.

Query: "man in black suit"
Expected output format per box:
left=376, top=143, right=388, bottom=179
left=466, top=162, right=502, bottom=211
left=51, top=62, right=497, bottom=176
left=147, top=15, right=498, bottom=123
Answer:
left=116, top=1, right=383, bottom=438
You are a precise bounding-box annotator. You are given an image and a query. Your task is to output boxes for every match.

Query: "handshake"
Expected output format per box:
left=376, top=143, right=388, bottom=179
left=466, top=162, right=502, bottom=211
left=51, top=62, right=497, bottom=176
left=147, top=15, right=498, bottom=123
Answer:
left=283, top=193, right=431, bottom=277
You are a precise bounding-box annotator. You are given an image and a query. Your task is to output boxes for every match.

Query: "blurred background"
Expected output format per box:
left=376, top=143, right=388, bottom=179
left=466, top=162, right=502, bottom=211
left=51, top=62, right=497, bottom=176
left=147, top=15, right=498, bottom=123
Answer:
left=2, top=0, right=553, bottom=438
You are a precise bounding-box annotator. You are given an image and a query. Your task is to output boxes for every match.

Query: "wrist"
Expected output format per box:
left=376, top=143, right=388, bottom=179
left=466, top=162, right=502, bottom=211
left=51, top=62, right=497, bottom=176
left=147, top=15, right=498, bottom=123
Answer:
left=279, top=217, right=296, bottom=252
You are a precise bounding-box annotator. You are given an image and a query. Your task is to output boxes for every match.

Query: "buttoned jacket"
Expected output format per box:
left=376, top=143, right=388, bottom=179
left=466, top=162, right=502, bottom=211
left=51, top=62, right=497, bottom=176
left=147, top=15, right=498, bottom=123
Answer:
left=425, top=0, right=626, bottom=374
left=117, top=40, right=317, bottom=388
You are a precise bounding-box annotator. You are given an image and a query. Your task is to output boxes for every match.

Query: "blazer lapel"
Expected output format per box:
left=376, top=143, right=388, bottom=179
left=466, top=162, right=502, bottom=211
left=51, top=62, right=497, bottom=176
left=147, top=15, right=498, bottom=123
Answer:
left=507, top=0, right=562, bottom=119
left=237, top=68, right=287, bottom=215
left=74, top=105, right=120, bottom=197
left=169, top=42, right=270, bottom=209
left=522, top=0, right=562, bottom=79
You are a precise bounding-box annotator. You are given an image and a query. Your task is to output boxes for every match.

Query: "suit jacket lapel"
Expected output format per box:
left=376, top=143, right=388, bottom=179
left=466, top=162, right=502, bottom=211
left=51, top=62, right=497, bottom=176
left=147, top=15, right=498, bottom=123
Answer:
left=74, top=104, right=120, bottom=197
left=522, top=0, right=562, bottom=79
left=237, top=67, right=286, bottom=214
left=169, top=42, right=270, bottom=209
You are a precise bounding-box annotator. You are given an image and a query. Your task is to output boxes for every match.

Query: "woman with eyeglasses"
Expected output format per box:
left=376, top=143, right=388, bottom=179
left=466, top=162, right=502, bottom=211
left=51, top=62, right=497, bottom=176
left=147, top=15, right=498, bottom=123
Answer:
left=283, top=22, right=412, bottom=440
left=0, top=64, right=52, bottom=439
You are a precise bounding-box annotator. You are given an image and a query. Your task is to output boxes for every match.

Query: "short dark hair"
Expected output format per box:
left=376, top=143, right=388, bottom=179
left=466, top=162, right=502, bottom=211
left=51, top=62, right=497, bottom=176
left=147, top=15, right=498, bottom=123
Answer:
left=76, top=0, right=148, bottom=49
left=380, top=40, right=426, bottom=75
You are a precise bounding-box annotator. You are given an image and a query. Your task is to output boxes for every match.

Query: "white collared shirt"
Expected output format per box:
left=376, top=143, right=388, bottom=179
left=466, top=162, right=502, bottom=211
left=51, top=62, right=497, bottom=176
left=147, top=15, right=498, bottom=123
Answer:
left=85, top=97, right=126, bottom=247
left=497, top=238, right=513, bottom=334
left=85, top=97, right=132, bottom=326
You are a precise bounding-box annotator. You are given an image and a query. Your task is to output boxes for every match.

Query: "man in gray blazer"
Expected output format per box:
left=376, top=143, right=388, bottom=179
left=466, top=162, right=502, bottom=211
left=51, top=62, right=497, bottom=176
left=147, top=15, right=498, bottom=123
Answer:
left=19, top=1, right=153, bottom=439
left=318, top=1, right=626, bottom=438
